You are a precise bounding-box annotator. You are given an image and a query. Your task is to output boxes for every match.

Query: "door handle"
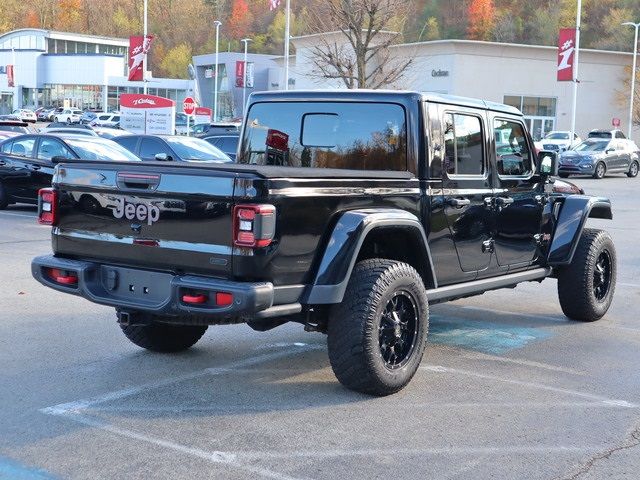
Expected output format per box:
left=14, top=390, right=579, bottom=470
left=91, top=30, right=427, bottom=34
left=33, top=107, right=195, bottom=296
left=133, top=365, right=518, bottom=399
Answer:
left=448, top=198, right=471, bottom=207
left=495, top=197, right=514, bottom=206
left=30, top=164, right=41, bottom=171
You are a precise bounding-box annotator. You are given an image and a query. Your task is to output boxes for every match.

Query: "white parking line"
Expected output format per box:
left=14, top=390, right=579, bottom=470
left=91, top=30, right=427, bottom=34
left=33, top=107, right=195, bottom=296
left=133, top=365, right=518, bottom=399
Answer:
left=421, top=365, right=638, bottom=408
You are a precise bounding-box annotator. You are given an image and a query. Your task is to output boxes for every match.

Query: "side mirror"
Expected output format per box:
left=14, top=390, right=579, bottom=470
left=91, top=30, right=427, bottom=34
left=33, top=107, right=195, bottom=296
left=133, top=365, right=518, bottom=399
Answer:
left=605, top=148, right=614, bottom=154
left=154, top=153, right=172, bottom=161
left=537, top=150, right=558, bottom=178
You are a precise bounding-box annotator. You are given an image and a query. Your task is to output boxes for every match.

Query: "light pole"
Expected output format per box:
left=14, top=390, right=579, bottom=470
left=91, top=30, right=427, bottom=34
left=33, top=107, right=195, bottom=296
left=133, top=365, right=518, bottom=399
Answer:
left=569, top=0, right=582, bottom=143
left=213, top=20, right=222, bottom=123
left=143, top=0, right=148, bottom=95
left=622, top=21, right=639, bottom=139
left=241, top=38, right=252, bottom=116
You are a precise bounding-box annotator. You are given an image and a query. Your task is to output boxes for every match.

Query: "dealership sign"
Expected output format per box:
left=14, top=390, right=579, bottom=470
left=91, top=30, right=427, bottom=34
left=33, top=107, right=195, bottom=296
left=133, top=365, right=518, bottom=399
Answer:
left=6, top=65, right=14, bottom=87
left=235, top=61, right=254, bottom=88
left=557, top=28, right=576, bottom=82
left=120, top=94, right=175, bottom=135
left=128, top=35, right=154, bottom=82
left=194, top=107, right=212, bottom=125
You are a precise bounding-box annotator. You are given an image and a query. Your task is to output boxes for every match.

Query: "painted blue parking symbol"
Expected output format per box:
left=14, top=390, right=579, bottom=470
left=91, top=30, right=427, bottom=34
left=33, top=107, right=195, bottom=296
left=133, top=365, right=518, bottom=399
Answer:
left=428, top=315, right=552, bottom=355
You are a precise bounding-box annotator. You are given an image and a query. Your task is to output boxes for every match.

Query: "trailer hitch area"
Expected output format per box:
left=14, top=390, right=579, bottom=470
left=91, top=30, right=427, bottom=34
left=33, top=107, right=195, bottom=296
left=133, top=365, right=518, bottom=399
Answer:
left=116, top=310, right=153, bottom=327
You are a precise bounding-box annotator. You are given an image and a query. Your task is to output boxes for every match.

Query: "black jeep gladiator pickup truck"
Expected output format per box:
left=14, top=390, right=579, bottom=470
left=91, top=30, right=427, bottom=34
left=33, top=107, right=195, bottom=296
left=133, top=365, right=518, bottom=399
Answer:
left=32, top=90, right=616, bottom=395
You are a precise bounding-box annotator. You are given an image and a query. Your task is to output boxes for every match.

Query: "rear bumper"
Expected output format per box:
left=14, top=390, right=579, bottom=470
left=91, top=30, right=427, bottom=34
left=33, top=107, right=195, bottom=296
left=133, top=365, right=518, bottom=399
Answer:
left=32, top=255, right=301, bottom=321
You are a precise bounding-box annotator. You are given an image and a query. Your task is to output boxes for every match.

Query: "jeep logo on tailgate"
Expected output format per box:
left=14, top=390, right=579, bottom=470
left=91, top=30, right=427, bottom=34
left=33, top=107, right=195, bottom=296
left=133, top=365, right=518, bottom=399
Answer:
left=113, top=198, right=160, bottom=226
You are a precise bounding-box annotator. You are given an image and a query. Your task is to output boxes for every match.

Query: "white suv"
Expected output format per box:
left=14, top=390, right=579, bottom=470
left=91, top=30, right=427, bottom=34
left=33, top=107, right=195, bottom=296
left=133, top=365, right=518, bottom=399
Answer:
left=55, top=109, right=83, bottom=124
left=90, top=113, right=121, bottom=128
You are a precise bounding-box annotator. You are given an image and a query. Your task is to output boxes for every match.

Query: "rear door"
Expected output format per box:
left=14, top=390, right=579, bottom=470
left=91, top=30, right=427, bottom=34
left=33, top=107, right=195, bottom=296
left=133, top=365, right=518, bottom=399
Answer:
left=439, top=105, right=494, bottom=274
left=491, top=115, right=543, bottom=268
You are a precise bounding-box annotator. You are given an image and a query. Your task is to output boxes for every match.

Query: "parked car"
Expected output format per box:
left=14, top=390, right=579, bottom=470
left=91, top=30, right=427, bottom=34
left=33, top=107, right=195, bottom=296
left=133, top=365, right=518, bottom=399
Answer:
left=193, top=122, right=241, bottom=136
left=535, top=131, right=581, bottom=152
left=90, top=113, right=121, bottom=128
left=558, top=138, right=639, bottom=179
left=53, top=109, right=83, bottom=124
left=30, top=90, right=617, bottom=396
left=113, top=134, right=231, bottom=162
left=201, top=132, right=240, bottom=161
left=37, top=108, right=54, bottom=122
left=588, top=129, right=627, bottom=140
left=42, top=128, right=99, bottom=137
left=11, top=109, right=37, bottom=123
left=0, top=120, right=30, bottom=138
left=80, top=111, right=99, bottom=125
left=0, top=134, right=140, bottom=209
left=92, top=127, right=131, bottom=140
left=47, top=107, right=64, bottom=122
left=42, top=122, right=95, bottom=132
left=175, top=113, right=189, bottom=135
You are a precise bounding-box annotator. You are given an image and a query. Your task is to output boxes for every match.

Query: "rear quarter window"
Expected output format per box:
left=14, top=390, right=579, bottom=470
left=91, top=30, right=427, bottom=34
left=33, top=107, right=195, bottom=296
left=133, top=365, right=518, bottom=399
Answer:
left=239, top=102, right=407, bottom=171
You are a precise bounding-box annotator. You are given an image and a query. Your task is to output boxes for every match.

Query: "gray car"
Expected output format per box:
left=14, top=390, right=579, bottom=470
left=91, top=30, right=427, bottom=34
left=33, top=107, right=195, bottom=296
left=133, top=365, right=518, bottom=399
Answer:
left=558, top=138, right=639, bottom=179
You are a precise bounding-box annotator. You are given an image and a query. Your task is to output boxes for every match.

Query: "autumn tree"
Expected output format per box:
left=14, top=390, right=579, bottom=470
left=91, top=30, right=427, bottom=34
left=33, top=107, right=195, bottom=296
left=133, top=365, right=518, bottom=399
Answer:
left=228, top=0, right=253, bottom=39
left=307, top=0, right=413, bottom=89
left=467, top=0, right=495, bottom=41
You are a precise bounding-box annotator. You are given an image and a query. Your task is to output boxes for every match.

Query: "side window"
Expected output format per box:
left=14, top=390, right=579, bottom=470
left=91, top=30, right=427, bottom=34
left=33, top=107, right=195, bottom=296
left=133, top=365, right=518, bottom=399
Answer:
left=494, top=119, right=533, bottom=177
left=37, top=138, right=74, bottom=161
left=112, top=116, right=120, bottom=122
left=116, top=136, right=139, bottom=152
left=444, top=113, right=484, bottom=176
left=98, top=115, right=111, bottom=121
left=615, top=131, right=625, bottom=139
left=139, top=138, right=171, bottom=159
left=1, top=140, right=13, bottom=154
left=10, top=137, right=36, bottom=157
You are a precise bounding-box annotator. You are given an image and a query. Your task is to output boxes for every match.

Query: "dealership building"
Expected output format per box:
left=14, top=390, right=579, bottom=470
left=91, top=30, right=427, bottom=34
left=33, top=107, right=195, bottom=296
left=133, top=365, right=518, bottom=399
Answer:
left=289, top=33, right=639, bottom=142
left=0, top=28, right=193, bottom=114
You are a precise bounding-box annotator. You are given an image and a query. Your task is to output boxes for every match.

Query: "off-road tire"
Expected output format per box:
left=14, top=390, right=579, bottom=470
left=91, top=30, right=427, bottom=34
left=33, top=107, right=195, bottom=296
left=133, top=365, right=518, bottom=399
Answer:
left=593, top=162, right=606, bottom=179
left=557, top=228, right=616, bottom=322
left=327, top=259, right=429, bottom=396
left=120, top=320, right=208, bottom=352
left=627, top=160, right=639, bottom=178
left=0, top=181, right=8, bottom=210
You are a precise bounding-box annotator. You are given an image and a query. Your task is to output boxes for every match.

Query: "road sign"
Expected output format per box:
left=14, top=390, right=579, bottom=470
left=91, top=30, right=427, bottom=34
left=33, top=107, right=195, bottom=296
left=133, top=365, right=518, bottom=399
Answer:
left=612, top=118, right=621, bottom=127
left=183, top=97, right=197, bottom=115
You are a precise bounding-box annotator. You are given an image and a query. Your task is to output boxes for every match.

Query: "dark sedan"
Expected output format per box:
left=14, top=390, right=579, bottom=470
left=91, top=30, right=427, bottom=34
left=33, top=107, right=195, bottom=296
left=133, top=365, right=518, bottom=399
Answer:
left=0, top=134, right=140, bottom=209
left=113, top=134, right=230, bottom=163
left=201, top=133, right=239, bottom=161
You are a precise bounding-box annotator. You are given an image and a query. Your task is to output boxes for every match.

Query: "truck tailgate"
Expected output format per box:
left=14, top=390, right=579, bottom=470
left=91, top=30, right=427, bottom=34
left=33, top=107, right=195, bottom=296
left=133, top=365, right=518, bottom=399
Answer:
left=52, top=163, right=243, bottom=277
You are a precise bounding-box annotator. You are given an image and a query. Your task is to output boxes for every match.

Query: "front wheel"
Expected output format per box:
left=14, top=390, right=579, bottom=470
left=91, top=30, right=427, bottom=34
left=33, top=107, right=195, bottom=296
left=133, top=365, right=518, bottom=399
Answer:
left=327, top=259, right=429, bottom=396
left=120, top=319, right=208, bottom=352
left=0, top=181, right=8, bottom=210
left=558, top=173, right=570, bottom=178
left=593, top=162, right=606, bottom=179
left=627, top=160, right=639, bottom=178
left=557, top=228, right=616, bottom=322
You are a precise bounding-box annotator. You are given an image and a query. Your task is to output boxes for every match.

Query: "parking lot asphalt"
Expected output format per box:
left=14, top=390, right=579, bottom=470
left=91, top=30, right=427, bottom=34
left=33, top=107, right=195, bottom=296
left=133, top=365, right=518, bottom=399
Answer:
left=1, top=176, right=639, bottom=480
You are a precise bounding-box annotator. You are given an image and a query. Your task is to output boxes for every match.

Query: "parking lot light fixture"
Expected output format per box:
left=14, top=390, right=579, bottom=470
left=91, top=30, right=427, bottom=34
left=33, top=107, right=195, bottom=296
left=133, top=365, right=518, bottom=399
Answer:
left=241, top=38, right=253, bottom=116
left=622, top=21, right=640, bottom=139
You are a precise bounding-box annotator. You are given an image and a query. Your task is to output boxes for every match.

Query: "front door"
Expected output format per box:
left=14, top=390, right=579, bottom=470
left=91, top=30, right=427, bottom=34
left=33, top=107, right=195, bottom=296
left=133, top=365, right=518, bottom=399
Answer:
left=440, top=106, right=494, bottom=273
left=492, top=116, right=544, bottom=268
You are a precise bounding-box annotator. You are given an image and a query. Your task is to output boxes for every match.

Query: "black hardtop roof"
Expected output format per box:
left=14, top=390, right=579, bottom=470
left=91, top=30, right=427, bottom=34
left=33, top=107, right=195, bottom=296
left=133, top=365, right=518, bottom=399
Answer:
left=249, top=89, right=521, bottom=116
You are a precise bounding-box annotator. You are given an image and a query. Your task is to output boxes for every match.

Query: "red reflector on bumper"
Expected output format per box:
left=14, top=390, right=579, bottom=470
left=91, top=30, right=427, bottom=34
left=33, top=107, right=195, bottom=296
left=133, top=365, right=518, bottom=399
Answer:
left=46, top=268, right=78, bottom=285
left=215, top=292, right=233, bottom=306
left=182, top=294, right=208, bottom=304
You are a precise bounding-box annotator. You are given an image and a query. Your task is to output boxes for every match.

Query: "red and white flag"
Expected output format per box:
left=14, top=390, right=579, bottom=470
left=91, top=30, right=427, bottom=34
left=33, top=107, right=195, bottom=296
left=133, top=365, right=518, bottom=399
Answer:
left=269, top=0, right=281, bottom=11
left=128, top=35, right=154, bottom=82
left=557, top=28, right=576, bottom=82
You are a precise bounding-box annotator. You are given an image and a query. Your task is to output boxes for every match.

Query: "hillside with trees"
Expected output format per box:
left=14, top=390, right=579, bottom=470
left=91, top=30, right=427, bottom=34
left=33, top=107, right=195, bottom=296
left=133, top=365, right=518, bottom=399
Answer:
left=0, top=0, right=639, bottom=78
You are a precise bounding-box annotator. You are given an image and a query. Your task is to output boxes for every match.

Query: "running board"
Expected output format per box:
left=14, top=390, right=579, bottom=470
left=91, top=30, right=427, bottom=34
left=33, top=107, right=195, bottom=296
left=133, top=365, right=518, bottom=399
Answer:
left=426, top=268, right=551, bottom=304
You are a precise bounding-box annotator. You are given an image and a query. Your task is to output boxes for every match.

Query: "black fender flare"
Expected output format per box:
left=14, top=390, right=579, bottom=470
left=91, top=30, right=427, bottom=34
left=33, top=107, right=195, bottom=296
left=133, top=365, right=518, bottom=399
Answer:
left=547, top=195, right=612, bottom=266
left=303, top=209, right=437, bottom=304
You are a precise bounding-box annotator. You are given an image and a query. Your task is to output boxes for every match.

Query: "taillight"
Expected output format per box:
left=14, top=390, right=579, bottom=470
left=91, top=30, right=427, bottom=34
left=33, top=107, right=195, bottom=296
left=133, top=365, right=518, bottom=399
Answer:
left=45, top=268, right=78, bottom=286
left=233, top=204, right=276, bottom=248
left=38, top=188, right=58, bottom=225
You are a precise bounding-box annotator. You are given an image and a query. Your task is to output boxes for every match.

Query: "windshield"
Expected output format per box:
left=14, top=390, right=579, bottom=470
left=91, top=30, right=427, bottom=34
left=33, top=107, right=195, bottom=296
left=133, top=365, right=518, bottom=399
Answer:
left=0, top=125, right=29, bottom=133
left=165, top=137, right=231, bottom=162
left=175, top=113, right=188, bottom=126
left=65, top=138, right=141, bottom=161
left=544, top=132, right=569, bottom=140
left=574, top=140, right=608, bottom=152
left=588, top=131, right=612, bottom=139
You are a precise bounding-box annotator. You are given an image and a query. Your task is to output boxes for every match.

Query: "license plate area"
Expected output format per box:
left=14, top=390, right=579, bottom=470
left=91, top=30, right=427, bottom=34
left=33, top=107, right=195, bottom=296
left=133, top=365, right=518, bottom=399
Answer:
left=99, top=265, right=173, bottom=305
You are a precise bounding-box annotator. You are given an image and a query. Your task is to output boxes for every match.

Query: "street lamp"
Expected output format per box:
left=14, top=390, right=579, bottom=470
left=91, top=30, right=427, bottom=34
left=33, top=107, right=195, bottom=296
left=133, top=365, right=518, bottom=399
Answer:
left=213, top=20, right=222, bottom=123
left=622, top=21, right=640, bottom=139
left=241, top=38, right=252, bottom=116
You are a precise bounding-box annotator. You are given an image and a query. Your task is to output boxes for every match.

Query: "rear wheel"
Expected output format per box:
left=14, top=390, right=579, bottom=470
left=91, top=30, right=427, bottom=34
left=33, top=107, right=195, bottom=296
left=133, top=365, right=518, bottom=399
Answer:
left=593, top=162, right=606, bottom=179
left=120, top=319, right=208, bottom=352
left=557, top=228, right=616, bottom=322
left=327, top=259, right=429, bottom=396
left=627, top=160, right=639, bottom=178
left=558, top=173, right=570, bottom=178
left=0, top=181, right=9, bottom=210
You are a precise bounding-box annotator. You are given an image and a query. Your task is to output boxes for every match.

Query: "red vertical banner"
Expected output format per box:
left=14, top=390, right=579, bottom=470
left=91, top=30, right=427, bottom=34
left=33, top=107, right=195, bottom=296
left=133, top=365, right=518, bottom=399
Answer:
left=557, top=28, right=576, bottom=82
left=235, top=61, right=245, bottom=87
left=128, top=35, right=154, bottom=82
left=6, top=65, right=14, bottom=87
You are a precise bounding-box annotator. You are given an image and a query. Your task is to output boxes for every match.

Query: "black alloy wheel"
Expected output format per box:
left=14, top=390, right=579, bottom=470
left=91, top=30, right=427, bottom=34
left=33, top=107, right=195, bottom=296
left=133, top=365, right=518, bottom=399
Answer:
left=593, top=250, right=612, bottom=301
left=378, top=291, right=419, bottom=370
